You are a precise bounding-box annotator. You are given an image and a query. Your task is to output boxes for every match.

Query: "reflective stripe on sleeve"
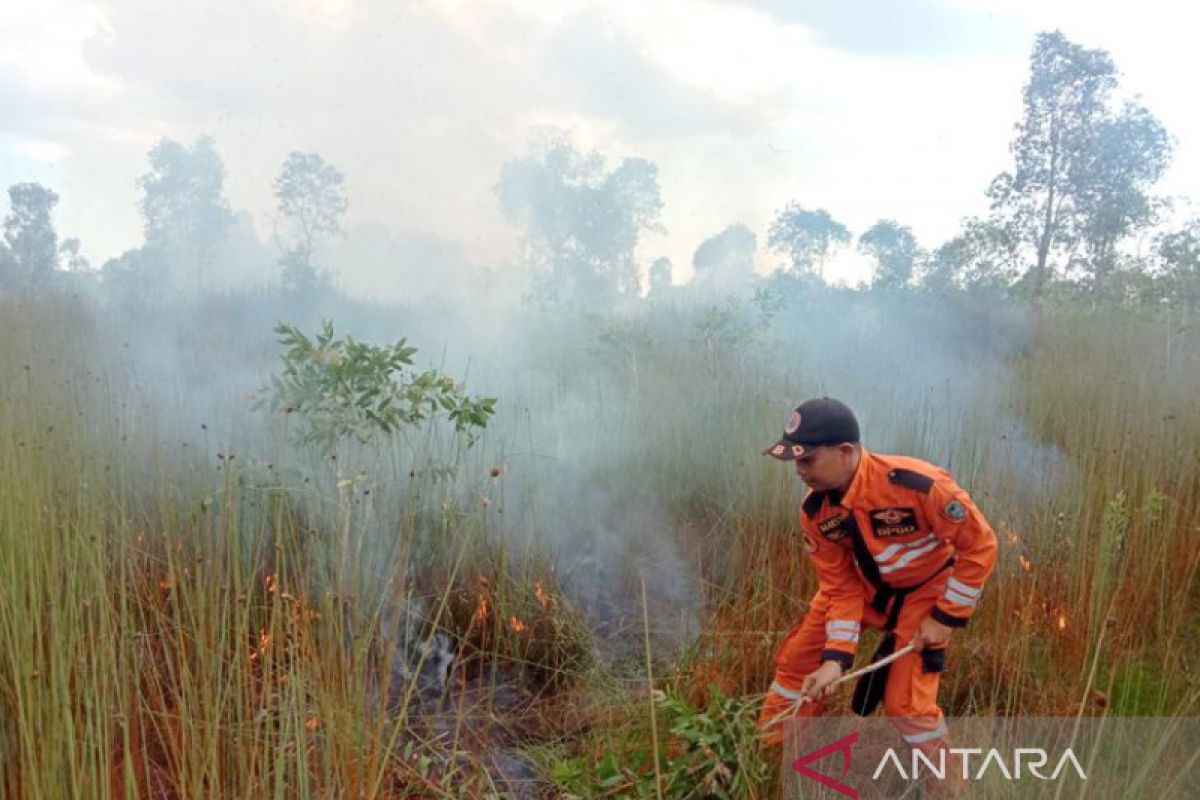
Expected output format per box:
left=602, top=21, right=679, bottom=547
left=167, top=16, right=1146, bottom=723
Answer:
left=943, top=589, right=978, bottom=607
left=946, top=577, right=981, bottom=598
left=826, top=631, right=860, bottom=643
left=825, top=620, right=861, bottom=633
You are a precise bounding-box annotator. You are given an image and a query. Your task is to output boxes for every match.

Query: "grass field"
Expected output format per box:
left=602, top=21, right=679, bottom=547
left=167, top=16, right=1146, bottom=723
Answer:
left=1, top=289, right=1197, bottom=798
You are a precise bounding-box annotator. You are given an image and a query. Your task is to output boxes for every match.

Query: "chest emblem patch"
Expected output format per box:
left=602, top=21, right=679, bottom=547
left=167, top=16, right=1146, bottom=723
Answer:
left=869, top=507, right=920, bottom=538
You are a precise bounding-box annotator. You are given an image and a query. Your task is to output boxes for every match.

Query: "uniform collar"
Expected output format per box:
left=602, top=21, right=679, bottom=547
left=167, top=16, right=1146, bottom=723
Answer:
left=834, top=446, right=871, bottom=509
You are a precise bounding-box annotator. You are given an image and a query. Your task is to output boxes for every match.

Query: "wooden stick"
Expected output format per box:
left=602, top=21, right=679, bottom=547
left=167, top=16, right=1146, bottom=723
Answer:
left=641, top=576, right=664, bottom=800
left=762, top=643, right=917, bottom=729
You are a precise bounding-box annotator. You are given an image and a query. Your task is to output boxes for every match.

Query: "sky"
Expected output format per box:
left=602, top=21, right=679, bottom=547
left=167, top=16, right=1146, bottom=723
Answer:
left=2, top=0, right=1199, bottom=287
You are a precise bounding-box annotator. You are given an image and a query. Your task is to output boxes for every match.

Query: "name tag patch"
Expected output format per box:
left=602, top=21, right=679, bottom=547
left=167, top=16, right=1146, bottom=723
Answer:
left=818, top=513, right=851, bottom=541
left=869, top=507, right=920, bottom=538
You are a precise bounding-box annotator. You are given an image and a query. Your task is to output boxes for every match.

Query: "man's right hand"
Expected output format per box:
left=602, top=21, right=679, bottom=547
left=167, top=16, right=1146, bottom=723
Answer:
left=800, top=660, right=845, bottom=701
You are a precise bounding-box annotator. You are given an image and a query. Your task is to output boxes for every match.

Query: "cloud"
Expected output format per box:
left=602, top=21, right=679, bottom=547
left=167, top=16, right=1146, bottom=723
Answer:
left=728, top=0, right=1025, bottom=59
left=2, top=0, right=1198, bottom=293
left=546, top=12, right=747, bottom=138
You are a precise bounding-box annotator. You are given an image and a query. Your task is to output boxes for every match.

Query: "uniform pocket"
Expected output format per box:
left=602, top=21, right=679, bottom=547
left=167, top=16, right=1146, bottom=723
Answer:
left=920, top=647, right=947, bottom=674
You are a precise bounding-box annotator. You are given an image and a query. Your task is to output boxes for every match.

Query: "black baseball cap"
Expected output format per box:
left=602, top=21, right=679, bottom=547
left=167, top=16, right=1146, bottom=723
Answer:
left=763, top=397, right=860, bottom=460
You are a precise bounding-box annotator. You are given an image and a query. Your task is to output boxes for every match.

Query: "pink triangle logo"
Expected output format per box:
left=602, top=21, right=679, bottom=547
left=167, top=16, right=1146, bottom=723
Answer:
left=790, top=731, right=859, bottom=798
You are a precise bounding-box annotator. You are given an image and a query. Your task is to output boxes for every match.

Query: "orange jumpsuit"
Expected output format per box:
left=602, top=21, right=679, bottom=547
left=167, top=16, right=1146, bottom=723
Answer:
left=760, top=448, right=997, bottom=752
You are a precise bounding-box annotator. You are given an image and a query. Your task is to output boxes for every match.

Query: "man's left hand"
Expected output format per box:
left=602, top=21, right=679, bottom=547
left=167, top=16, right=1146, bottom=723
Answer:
left=910, top=616, right=952, bottom=652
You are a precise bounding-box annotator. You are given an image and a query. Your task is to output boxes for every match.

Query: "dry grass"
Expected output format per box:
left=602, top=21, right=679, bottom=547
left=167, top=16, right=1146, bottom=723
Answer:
left=677, top=308, right=1200, bottom=721
left=1, top=293, right=1197, bottom=798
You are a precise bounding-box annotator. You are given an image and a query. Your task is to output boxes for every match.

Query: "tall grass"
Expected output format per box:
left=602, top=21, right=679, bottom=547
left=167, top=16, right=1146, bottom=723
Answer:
left=674, top=305, right=1200, bottom=720
left=1, top=290, right=1197, bottom=797
left=0, top=296, right=588, bottom=797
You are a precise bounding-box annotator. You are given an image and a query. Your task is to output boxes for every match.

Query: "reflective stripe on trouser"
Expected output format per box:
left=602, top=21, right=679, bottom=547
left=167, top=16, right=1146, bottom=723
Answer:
left=881, top=572, right=951, bottom=750
left=760, top=574, right=954, bottom=750
left=759, top=594, right=831, bottom=747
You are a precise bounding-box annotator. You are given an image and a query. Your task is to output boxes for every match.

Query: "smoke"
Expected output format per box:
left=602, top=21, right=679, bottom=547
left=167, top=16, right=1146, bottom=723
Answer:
left=7, top=115, right=1076, bottom=672
left=56, top=257, right=1070, bottom=666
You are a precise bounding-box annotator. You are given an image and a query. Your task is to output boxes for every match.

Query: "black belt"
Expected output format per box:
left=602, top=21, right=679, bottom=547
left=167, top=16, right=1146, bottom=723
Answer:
left=846, top=518, right=954, bottom=716
left=868, top=556, right=956, bottom=632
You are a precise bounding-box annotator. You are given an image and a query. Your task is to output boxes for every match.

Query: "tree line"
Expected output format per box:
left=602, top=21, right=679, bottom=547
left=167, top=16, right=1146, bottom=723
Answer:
left=2, top=30, right=1199, bottom=310
left=499, top=31, right=1199, bottom=310
left=0, top=138, right=348, bottom=299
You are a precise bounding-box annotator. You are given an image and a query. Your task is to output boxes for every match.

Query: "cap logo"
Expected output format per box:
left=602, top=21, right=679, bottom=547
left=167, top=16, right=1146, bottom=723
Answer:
left=785, top=410, right=802, bottom=434
left=791, top=444, right=804, bottom=457
left=771, top=444, right=786, bottom=456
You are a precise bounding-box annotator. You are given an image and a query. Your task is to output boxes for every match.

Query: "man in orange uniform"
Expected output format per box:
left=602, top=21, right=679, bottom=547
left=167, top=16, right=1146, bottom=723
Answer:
left=758, top=397, right=997, bottom=759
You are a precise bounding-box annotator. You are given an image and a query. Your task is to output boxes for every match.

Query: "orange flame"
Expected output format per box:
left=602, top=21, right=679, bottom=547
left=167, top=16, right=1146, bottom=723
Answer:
left=305, top=715, right=320, bottom=731
left=508, top=616, right=527, bottom=633
left=264, top=575, right=276, bottom=594
left=473, top=595, right=490, bottom=624
left=535, top=581, right=548, bottom=607
left=1018, top=555, right=1033, bottom=573
left=251, top=628, right=272, bottom=662
left=1056, top=613, right=1067, bottom=631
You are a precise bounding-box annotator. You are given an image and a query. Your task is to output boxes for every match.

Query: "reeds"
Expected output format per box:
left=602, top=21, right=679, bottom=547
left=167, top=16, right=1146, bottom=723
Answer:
left=1, top=291, right=1197, bottom=796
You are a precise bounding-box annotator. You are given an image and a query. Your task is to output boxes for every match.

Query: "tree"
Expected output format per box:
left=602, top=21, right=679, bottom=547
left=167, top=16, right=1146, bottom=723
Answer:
left=858, top=220, right=919, bottom=289
left=691, top=224, right=756, bottom=295
left=273, top=151, right=348, bottom=293
left=1157, top=219, right=1200, bottom=309
left=921, top=218, right=1021, bottom=293
left=258, top=319, right=496, bottom=587
left=0, top=241, right=15, bottom=293
left=497, top=136, right=663, bottom=309
left=3, top=182, right=60, bottom=288
left=1073, top=103, right=1171, bottom=298
left=647, top=256, right=673, bottom=298
left=138, top=136, right=233, bottom=289
left=58, top=238, right=89, bottom=272
left=767, top=203, right=849, bottom=281
left=259, top=320, right=496, bottom=455
left=988, top=31, right=1171, bottom=308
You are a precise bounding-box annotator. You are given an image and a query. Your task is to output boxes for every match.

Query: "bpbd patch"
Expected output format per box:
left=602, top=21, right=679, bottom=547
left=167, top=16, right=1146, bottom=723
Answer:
left=868, top=507, right=920, bottom=538
left=943, top=500, right=968, bottom=521
left=817, top=513, right=851, bottom=541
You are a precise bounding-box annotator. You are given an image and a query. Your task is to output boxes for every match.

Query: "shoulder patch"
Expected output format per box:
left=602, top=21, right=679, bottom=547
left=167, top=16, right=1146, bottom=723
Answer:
left=942, top=499, right=968, bottom=521
left=801, top=491, right=826, bottom=519
left=888, top=468, right=935, bottom=494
